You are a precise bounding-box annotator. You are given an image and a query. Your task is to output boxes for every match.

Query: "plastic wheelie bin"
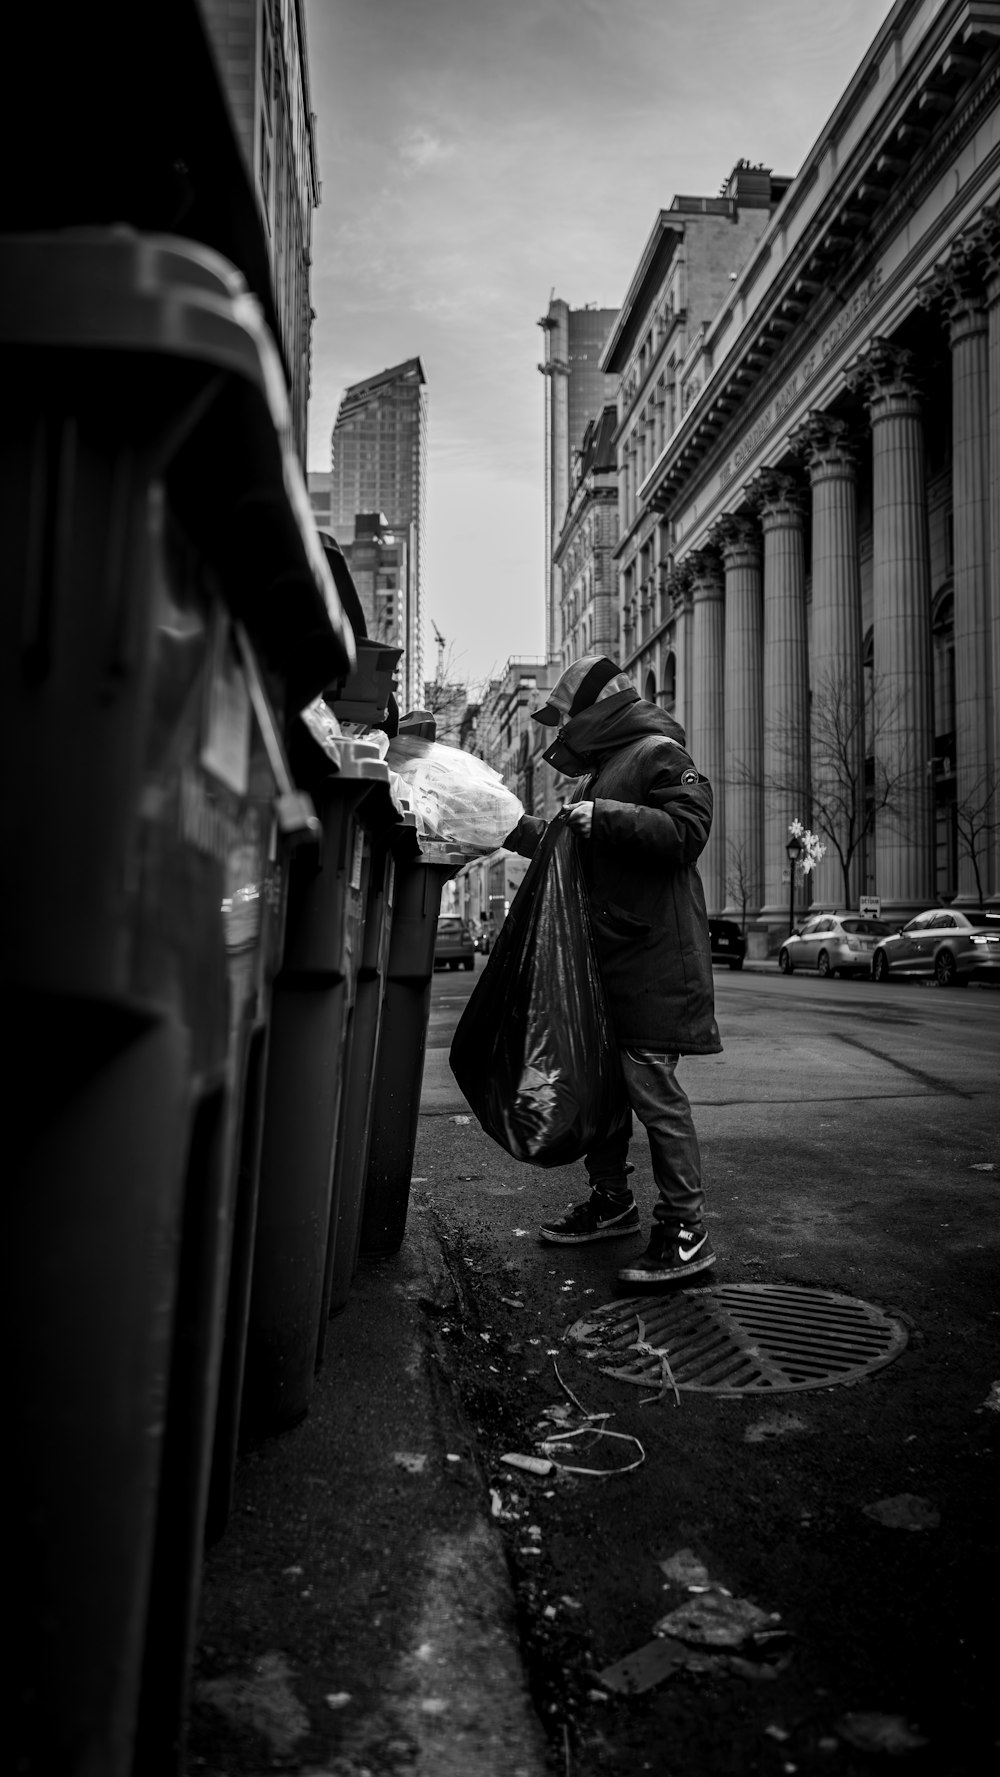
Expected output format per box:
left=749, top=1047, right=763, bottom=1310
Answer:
left=319, top=792, right=416, bottom=1328
left=240, top=727, right=388, bottom=1435
left=359, top=838, right=465, bottom=1258
left=1, top=229, right=352, bottom=1777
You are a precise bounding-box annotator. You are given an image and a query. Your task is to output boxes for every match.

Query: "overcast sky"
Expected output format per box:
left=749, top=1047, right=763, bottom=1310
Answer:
left=304, top=0, right=896, bottom=695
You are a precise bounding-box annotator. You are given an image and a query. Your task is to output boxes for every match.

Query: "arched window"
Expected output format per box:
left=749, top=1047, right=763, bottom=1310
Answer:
left=663, top=650, right=677, bottom=712
left=644, top=670, right=657, bottom=703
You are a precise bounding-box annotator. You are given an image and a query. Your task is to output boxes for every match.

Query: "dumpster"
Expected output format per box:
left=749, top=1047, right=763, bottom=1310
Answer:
left=241, top=727, right=388, bottom=1436
left=319, top=795, right=416, bottom=1328
left=1, top=229, right=352, bottom=1777
left=359, top=839, right=465, bottom=1258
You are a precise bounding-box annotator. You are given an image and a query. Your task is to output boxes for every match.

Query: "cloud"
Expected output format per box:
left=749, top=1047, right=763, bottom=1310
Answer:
left=397, top=126, right=455, bottom=174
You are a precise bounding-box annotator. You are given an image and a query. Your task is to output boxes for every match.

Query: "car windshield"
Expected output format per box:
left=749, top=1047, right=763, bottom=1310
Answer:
left=840, top=919, right=892, bottom=936
left=437, top=919, right=464, bottom=933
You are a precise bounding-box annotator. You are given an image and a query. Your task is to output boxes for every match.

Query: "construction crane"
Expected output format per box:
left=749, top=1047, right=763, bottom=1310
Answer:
left=431, top=620, right=446, bottom=685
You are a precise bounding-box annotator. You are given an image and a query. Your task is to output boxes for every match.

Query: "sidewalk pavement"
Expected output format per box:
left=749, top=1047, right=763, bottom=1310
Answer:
left=189, top=1203, right=550, bottom=1777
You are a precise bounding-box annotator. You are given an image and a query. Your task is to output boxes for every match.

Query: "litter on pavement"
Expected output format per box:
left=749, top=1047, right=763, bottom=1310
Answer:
left=653, top=1588, right=775, bottom=1648
left=659, top=1549, right=710, bottom=1587
left=598, top=1637, right=691, bottom=1695
left=501, top=1452, right=554, bottom=1476
left=861, top=1492, right=940, bottom=1530
left=836, top=1712, right=928, bottom=1754
left=392, top=1452, right=428, bottom=1475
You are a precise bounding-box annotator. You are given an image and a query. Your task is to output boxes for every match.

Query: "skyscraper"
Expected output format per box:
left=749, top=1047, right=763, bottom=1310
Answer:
left=330, top=358, right=427, bottom=701
left=538, top=300, right=618, bottom=664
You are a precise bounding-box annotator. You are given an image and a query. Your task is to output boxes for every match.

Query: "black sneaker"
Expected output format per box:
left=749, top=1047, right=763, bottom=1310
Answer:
left=539, top=1191, right=641, bottom=1245
left=617, top=1223, right=716, bottom=1284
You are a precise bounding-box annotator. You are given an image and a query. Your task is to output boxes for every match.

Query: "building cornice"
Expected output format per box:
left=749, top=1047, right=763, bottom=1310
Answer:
left=641, top=0, right=1000, bottom=515
left=599, top=218, right=685, bottom=374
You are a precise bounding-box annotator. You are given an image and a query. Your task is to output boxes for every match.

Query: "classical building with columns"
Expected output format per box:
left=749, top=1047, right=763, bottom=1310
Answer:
left=631, top=0, right=1000, bottom=939
left=601, top=162, right=792, bottom=710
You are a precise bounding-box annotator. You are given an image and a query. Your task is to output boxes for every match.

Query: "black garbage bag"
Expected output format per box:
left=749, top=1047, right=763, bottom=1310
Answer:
left=449, top=816, right=630, bottom=1166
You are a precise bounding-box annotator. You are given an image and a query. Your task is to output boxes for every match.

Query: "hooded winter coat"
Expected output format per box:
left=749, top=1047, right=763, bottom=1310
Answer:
left=510, top=689, right=721, bottom=1056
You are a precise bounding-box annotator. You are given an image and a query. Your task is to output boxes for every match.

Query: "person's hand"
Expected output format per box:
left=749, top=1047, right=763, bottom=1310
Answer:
left=566, top=800, right=594, bottom=839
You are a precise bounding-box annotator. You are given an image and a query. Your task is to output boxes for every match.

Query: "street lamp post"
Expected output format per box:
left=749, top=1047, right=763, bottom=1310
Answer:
left=785, top=833, right=803, bottom=937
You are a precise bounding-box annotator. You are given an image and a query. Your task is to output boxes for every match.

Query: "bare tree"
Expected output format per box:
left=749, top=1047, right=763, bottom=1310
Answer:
left=422, top=637, right=469, bottom=743
left=724, top=837, right=761, bottom=934
left=954, top=769, right=999, bottom=908
left=732, top=666, right=924, bottom=908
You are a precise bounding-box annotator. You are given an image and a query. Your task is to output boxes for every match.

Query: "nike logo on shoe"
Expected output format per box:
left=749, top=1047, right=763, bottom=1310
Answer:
left=677, top=1231, right=708, bottom=1262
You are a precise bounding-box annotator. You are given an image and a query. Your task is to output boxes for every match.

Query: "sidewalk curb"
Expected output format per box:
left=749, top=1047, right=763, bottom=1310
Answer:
left=190, top=1198, right=549, bottom=1777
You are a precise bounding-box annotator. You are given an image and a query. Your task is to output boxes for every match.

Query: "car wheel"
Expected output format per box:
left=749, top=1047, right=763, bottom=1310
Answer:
left=817, top=950, right=832, bottom=978
left=463, top=957, right=474, bottom=971
left=872, top=949, right=890, bottom=983
left=934, top=948, right=967, bottom=987
left=778, top=947, right=793, bottom=975
left=729, top=958, right=744, bottom=971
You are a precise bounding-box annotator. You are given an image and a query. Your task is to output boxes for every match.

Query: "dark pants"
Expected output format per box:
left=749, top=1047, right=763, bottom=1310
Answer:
left=585, top=1047, right=705, bottom=1228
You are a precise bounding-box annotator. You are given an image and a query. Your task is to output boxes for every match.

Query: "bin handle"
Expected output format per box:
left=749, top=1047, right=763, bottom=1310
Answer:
left=233, top=621, right=320, bottom=846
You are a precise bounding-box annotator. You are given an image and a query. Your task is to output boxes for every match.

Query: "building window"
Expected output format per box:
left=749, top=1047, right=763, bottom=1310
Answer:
left=663, top=651, right=677, bottom=712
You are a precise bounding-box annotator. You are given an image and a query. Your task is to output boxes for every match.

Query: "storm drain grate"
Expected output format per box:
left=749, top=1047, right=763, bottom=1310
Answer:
left=567, top=1283, right=908, bottom=1395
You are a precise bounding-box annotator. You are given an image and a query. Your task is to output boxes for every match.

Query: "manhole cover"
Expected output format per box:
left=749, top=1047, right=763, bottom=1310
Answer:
left=567, top=1283, right=908, bottom=1395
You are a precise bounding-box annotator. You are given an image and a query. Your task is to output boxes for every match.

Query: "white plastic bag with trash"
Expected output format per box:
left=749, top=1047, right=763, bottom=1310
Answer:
left=385, top=736, right=523, bottom=852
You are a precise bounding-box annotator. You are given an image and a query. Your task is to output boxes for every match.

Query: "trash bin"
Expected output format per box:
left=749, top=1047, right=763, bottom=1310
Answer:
left=1, top=229, right=352, bottom=1777
left=359, top=840, right=465, bottom=1258
left=319, top=796, right=416, bottom=1328
left=240, top=728, right=389, bottom=1436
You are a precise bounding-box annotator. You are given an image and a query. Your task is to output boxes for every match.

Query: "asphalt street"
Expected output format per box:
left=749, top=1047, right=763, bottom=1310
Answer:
left=415, top=958, right=999, bottom=1776
left=190, top=958, right=999, bottom=1777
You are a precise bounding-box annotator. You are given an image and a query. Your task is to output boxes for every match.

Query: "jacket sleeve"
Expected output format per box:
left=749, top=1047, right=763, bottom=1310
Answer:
left=503, top=813, right=547, bottom=857
left=591, top=747, right=713, bottom=868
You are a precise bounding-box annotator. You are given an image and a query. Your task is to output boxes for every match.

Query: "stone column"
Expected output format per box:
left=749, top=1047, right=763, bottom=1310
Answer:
left=686, top=550, right=726, bottom=912
left=974, top=208, right=1000, bottom=901
left=710, top=514, right=763, bottom=919
left=847, top=339, right=934, bottom=913
left=921, top=245, right=992, bottom=902
left=794, top=414, right=863, bottom=909
left=750, top=470, right=809, bottom=921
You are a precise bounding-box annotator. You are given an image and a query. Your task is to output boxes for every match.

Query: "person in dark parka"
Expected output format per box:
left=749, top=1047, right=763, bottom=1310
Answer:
left=504, top=655, right=721, bottom=1284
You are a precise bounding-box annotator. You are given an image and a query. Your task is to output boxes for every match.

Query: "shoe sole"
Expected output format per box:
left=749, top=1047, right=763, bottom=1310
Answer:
left=617, top=1250, right=717, bottom=1284
left=538, top=1223, right=641, bottom=1245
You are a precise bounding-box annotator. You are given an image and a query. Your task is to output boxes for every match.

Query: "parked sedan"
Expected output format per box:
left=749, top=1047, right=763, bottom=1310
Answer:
left=433, top=915, right=476, bottom=971
left=778, top=913, right=893, bottom=978
left=708, top=917, right=746, bottom=970
left=871, top=907, right=1000, bottom=986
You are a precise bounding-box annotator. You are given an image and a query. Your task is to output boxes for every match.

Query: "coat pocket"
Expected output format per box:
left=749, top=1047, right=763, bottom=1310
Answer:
left=593, top=899, right=655, bottom=943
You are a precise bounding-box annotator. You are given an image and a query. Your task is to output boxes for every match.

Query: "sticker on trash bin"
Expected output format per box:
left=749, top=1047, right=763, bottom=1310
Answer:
left=201, top=621, right=251, bottom=796
left=350, top=829, right=365, bottom=890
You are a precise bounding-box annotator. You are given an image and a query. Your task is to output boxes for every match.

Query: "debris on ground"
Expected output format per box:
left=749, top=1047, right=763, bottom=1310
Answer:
left=195, top=1651, right=310, bottom=1756
left=979, top=1380, right=1000, bottom=1413
left=538, top=1423, right=645, bottom=1476
left=598, top=1636, right=691, bottom=1695
left=501, top=1452, right=554, bottom=1476
left=629, top=1312, right=682, bottom=1406
left=861, top=1492, right=940, bottom=1530
left=659, top=1548, right=711, bottom=1587
left=653, top=1587, right=775, bottom=1649
left=392, top=1452, right=428, bottom=1475
left=836, top=1711, right=928, bottom=1754
left=744, top=1411, right=811, bottom=1443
